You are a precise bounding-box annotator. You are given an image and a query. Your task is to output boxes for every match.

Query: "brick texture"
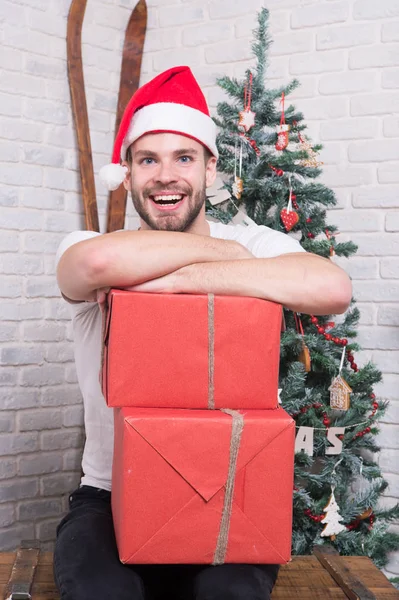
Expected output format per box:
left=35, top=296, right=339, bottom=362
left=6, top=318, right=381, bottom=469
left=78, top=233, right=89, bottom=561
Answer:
left=0, top=0, right=398, bottom=576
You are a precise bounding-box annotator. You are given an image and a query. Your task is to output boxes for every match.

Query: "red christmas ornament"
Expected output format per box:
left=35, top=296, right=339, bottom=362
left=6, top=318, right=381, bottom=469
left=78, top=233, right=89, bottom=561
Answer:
left=275, top=92, right=289, bottom=151
left=307, top=232, right=315, bottom=239
left=276, top=128, right=289, bottom=151
left=281, top=208, right=299, bottom=231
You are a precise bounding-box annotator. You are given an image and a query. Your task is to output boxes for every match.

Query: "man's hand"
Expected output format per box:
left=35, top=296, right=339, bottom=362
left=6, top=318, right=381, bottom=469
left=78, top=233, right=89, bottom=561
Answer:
left=96, top=286, right=110, bottom=314
left=124, top=273, right=180, bottom=294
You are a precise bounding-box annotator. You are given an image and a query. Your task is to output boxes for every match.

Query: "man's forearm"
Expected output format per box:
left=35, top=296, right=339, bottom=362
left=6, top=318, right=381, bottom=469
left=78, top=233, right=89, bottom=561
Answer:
left=57, top=229, right=251, bottom=301
left=173, top=253, right=352, bottom=315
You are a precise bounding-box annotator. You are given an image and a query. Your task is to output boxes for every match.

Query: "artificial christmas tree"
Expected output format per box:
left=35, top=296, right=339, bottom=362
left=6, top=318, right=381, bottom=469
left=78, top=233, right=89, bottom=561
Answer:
left=208, top=7, right=399, bottom=569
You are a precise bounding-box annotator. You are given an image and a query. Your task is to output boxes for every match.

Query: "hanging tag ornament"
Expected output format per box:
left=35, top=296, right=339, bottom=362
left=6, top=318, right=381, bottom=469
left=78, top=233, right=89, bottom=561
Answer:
left=238, top=72, right=256, bottom=133
left=280, top=181, right=299, bottom=232
left=232, top=137, right=244, bottom=200
left=329, top=347, right=352, bottom=410
left=275, top=92, right=289, bottom=151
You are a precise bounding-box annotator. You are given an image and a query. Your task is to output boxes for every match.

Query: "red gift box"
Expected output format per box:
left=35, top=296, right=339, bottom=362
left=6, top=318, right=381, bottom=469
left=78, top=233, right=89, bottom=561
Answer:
left=112, top=406, right=294, bottom=565
left=102, top=290, right=282, bottom=409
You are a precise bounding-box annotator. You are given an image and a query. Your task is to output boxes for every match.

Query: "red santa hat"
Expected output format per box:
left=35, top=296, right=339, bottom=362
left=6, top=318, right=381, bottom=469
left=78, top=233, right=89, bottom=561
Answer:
left=99, top=65, right=219, bottom=191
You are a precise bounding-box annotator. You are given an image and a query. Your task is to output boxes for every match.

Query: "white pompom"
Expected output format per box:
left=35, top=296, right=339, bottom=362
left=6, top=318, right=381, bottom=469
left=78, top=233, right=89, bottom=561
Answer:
left=99, top=163, right=127, bottom=191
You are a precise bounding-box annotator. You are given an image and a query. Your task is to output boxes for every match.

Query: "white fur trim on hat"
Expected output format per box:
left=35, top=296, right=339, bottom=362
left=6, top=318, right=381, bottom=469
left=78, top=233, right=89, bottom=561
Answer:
left=99, top=163, right=128, bottom=191
left=121, top=102, right=219, bottom=160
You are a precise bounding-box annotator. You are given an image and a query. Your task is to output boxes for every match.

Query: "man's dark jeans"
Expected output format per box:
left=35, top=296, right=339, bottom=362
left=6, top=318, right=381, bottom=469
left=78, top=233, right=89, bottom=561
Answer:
left=54, top=485, right=280, bottom=600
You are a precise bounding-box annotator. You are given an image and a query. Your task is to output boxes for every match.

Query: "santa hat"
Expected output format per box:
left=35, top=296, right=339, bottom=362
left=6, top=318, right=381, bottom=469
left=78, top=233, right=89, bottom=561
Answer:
left=99, top=66, right=219, bottom=191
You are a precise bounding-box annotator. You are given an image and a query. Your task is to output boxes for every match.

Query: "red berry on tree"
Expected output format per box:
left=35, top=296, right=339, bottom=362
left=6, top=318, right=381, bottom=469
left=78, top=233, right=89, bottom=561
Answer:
left=325, top=334, right=332, bottom=341
left=341, top=339, right=348, bottom=346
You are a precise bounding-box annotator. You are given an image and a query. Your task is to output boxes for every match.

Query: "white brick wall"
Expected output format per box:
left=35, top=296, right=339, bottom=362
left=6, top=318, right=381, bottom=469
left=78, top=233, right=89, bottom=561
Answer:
left=0, top=0, right=398, bottom=574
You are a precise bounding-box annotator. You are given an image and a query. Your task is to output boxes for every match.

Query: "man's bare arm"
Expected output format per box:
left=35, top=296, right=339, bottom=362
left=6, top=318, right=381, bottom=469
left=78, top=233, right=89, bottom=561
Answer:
left=56, top=229, right=252, bottom=302
left=129, top=252, right=352, bottom=315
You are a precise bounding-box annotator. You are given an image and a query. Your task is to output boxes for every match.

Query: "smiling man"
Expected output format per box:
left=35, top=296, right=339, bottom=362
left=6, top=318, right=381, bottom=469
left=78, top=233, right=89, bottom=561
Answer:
left=54, top=66, right=352, bottom=600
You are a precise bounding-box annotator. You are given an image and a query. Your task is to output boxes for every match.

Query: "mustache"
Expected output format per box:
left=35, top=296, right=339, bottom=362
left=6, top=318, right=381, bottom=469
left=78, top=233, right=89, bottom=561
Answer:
left=143, top=184, right=193, bottom=197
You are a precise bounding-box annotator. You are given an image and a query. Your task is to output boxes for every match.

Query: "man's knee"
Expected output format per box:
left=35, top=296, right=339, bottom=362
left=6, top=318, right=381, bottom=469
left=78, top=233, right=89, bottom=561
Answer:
left=193, top=563, right=279, bottom=600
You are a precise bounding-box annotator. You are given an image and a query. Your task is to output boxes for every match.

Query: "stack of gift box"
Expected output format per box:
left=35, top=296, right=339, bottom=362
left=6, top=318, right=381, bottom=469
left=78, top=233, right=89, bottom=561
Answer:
left=101, top=290, right=295, bottom=565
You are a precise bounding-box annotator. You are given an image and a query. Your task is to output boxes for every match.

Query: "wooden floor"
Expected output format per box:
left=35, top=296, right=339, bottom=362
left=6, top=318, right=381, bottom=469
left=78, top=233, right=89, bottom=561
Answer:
left=1, top=552, right=398, bottom=599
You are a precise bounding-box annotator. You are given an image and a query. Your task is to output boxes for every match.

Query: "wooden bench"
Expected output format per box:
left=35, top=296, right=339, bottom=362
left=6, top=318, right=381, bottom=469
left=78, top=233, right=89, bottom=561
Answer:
left=1, top=546, right=398, bottom=599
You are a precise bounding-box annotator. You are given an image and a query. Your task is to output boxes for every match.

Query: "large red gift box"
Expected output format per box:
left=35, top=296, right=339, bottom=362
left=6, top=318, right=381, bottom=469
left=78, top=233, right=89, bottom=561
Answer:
left=112, top=406, right=294, bottom=565
left=102, top=290, right=282, bottom=409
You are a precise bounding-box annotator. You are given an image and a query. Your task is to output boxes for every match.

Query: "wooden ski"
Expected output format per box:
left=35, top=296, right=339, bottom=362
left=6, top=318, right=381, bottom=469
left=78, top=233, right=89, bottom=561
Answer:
left=314, top=545, right=377, bottom=600
left=106, top=0, right=147, bottom=233
left=4, top=540, right=40, bottom=600
left=67, top=0, right=99, bottom=232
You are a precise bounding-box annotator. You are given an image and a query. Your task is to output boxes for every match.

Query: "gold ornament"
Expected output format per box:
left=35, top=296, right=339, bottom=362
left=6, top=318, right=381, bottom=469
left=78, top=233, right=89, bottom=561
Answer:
left=329, top=375, right=352, bottom=411
left=299, top=341, right=311, bottom=372
left=358, top=508, right=373, bottom=521
left=232, top=176, right=243, bottom=200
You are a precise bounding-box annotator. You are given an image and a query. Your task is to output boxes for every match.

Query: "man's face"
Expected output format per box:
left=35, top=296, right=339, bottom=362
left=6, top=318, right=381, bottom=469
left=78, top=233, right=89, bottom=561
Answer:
left=123, top=133, right=217, bottom=233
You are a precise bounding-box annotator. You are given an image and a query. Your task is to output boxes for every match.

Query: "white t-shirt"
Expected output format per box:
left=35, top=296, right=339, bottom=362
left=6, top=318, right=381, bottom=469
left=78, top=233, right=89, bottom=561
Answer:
left=55, top=221, right=306, bottom=491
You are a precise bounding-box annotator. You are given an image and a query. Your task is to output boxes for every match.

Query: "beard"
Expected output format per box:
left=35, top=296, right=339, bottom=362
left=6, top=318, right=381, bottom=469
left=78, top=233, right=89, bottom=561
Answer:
left=131, top=181, right=206, bottom=232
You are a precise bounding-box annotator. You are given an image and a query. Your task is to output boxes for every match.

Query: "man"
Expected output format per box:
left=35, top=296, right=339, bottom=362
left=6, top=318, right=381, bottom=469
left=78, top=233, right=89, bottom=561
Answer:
left=54, top=66, right=352, bottom=600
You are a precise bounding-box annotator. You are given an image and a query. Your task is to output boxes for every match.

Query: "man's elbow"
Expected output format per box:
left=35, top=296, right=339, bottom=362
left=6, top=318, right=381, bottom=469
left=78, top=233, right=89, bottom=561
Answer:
left=57, top=245, right=108, bottom=301
left=329, top=271, right=353, bottom=315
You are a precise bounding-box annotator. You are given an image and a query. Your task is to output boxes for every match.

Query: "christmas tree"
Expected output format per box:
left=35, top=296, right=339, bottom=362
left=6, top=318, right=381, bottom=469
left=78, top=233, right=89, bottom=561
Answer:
left=208, top=7, right=399, bottom=569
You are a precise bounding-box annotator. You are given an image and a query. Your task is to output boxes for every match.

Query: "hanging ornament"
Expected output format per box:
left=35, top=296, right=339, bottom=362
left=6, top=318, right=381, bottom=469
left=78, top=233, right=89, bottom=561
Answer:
left=320, top=486, right=347, bottom=540
left=325, top=229, right=337, bottom=258
left=298, top=131, right=323, bottom=168
left=275, top=92, right=290, bottom=151
left=238, top=72, right=256, bottom=133
left=329, top=347, right=353, bottom=410
left=294, top=313, right=311, bottom=372
left=280, top=177, right=299, bottom=231
left=232, top=137, right=244, bottom=200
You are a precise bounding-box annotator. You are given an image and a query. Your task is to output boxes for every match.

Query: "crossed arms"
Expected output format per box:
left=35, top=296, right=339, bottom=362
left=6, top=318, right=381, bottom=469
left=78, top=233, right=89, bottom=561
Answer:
left=56, top=230, right=352, bottom=316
